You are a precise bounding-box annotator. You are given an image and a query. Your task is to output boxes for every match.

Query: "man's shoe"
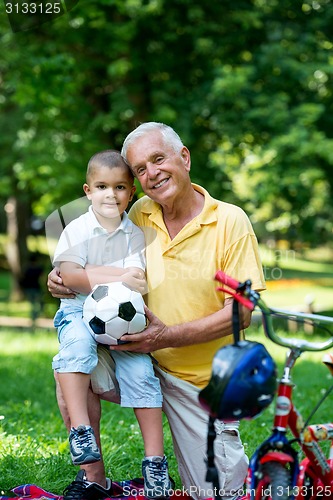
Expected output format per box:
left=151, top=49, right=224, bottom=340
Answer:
left=63, top=469, right=113, bottom=500
left=142, top=456, right=172, bottom=499
left=84, top=477, right=113, bottom=500
left=69, top=425, right=101, bottom=465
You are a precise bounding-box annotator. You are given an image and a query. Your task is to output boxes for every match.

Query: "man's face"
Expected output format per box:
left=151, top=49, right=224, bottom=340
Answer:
left=126, top=130, right=191, bottom=204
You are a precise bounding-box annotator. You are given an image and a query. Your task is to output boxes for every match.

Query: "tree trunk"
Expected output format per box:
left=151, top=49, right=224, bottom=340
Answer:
left=4, top=196, right=30, bottom=301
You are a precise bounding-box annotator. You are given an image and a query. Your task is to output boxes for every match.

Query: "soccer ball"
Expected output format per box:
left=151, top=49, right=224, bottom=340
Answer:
left=83, top=282, right=146, bottom=345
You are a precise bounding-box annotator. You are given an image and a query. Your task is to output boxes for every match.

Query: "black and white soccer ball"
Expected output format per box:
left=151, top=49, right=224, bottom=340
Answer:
left=83, top=282, right=146, bottom=345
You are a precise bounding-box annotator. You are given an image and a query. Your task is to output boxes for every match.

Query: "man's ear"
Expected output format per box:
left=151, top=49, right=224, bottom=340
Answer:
left=181, top=147, right=191, bottom=172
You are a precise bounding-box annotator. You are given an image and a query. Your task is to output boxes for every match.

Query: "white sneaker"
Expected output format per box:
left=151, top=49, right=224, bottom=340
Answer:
left=142, top=456, right=172, bottom=499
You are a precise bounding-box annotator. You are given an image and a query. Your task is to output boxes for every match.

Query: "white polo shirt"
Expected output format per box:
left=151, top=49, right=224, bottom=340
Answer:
left=53, top=206, right=145, bottom=306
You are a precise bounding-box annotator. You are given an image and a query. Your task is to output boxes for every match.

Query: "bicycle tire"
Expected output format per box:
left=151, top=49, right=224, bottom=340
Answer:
left=298, top=471, right=331, bottom=499
left=255, top=462, right=291, bottom=500
left=301, top=474, right=315, bottom=500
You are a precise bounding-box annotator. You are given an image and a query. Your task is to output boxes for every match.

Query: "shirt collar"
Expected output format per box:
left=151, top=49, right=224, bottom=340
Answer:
left=141, top=183, right=218, bottom=226
left=88, top=205, right=132, bottom=234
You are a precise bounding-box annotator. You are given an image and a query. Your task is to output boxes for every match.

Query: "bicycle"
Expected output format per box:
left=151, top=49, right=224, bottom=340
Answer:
left=202, top=271, right=333, bottom=500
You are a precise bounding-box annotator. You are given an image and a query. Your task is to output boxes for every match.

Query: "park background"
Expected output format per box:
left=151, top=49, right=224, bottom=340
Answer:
left=0, top=0, right=333, bottom=496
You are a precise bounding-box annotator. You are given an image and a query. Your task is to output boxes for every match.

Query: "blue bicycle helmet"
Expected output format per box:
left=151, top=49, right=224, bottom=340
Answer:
left=199, top=340, right=277, bottom=421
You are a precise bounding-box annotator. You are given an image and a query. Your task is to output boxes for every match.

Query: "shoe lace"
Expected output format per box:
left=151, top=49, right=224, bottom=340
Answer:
left=74, top=427, right=94, bottom=449
left=148, top=460, right=168, bottom=483
left=63, top=478, right=88, bottom=499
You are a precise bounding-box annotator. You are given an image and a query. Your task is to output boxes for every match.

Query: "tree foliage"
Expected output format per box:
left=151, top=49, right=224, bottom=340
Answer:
left=0, top=0, right=332, bottom=283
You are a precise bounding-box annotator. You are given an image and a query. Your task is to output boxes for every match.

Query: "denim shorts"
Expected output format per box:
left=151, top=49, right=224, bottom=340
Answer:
left=52, top=307, right=98, bottom=374
left=112, top=350, right=162, bottom=408
left=53, top=307, right=162, bottom=408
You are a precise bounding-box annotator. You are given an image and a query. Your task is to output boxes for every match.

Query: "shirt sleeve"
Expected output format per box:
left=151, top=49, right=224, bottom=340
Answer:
left=52, top=219, right=89, bottom=268
left=223, top=234, right=266, bottom=291
left=123, top=225, right=146, bottom=271
left=220, top=207, right=266, bottom=291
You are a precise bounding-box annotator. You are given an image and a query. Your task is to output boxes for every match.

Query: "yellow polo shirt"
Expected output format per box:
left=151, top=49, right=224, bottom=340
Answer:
left=129, top=184, right=265, bottom=388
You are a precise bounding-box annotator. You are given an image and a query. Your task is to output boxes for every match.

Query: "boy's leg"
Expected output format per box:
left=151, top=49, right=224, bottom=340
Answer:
left=155, top=366, right=248, bottom=500
left=134, top=407, right=172, bottom=499
left=53, top=309, right=100, bottom=426
left=134, top=407, right=164, bottom=457
left=53, top=309, right=101, bottom=465
left=111, top=351, right=171, bottom=498
left=57, top=372, right=91, bottom=427
left=110, top=351, right=163, bottom=457
left=56, top=371, right=115, bottom=500
left=109, top=350, right=164, bottom=454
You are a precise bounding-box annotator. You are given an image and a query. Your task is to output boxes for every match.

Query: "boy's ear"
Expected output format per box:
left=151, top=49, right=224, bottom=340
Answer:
left=83, top=183, right=92, bottom=199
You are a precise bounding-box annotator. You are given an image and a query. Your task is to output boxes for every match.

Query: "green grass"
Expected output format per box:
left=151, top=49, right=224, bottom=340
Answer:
left=258, top=245, right=333, bottom=311
left=0, top=330, right=178, bottom=496
left=0, top=328, right=332, bottom=496
left=0, top=243, right=333, bottom=495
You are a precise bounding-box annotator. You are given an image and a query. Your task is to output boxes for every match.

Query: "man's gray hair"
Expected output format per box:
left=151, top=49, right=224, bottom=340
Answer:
left=121, top=122, right=184, bottom=162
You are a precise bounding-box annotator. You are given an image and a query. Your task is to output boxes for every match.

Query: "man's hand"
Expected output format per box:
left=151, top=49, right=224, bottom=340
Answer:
left=108, top=299, right=250, bottom=354
left=47, top=267, right=77, bottom=299
left=110, top=306, right=169, bottom=353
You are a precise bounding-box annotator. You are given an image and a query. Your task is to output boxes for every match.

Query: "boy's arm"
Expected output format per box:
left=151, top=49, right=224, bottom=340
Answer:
left=60, top=261, right=146, bottom=295
left=85, top=264, right=147, bottom=294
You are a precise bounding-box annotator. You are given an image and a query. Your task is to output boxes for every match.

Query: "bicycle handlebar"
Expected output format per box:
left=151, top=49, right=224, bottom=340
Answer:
left=215, top=271, right=333, bottom=353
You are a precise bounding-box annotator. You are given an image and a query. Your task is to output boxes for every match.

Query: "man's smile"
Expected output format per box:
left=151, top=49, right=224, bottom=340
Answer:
left=152, top=178, right=170, bottom=189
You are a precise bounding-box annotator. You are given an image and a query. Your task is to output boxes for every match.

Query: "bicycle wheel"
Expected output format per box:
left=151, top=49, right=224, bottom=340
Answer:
left=299, top=472, right=330, bottom=499
left=301, top=474, right=315, bottom=500
left=255, top=462, right=291, bottom=500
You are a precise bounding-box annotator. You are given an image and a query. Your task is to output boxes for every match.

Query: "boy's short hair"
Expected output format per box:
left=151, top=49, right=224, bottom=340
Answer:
left=87, top=150, right=134, bottom=183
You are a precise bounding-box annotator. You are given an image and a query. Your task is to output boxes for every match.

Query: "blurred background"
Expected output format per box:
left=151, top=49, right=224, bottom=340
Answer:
left=1, top=1, right=333, bottom=494
left=0, top=0, right=333, bottom=320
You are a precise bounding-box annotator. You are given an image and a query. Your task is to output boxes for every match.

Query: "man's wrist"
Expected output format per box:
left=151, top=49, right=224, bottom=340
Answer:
left=165, top=324, right=184, bottom=348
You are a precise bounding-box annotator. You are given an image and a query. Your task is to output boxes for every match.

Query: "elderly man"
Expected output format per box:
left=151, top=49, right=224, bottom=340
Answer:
left=48, top=122, right=265, bottom=500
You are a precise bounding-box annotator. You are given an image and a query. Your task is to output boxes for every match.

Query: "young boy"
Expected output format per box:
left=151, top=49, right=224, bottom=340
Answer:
left=52, top=150, right=171, bottom=498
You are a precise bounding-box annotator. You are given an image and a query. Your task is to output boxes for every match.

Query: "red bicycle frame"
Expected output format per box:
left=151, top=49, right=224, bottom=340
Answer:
left=215, top=271, right=333, bottom=499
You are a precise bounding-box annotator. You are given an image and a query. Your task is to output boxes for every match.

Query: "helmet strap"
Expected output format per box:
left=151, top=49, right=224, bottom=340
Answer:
left=232, top=298, right=241, bottom=344
left=205, top=416, right=222, bottom=500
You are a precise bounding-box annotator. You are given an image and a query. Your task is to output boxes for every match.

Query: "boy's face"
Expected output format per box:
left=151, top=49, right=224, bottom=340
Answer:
left=83, top=166, right=136, bottom=224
